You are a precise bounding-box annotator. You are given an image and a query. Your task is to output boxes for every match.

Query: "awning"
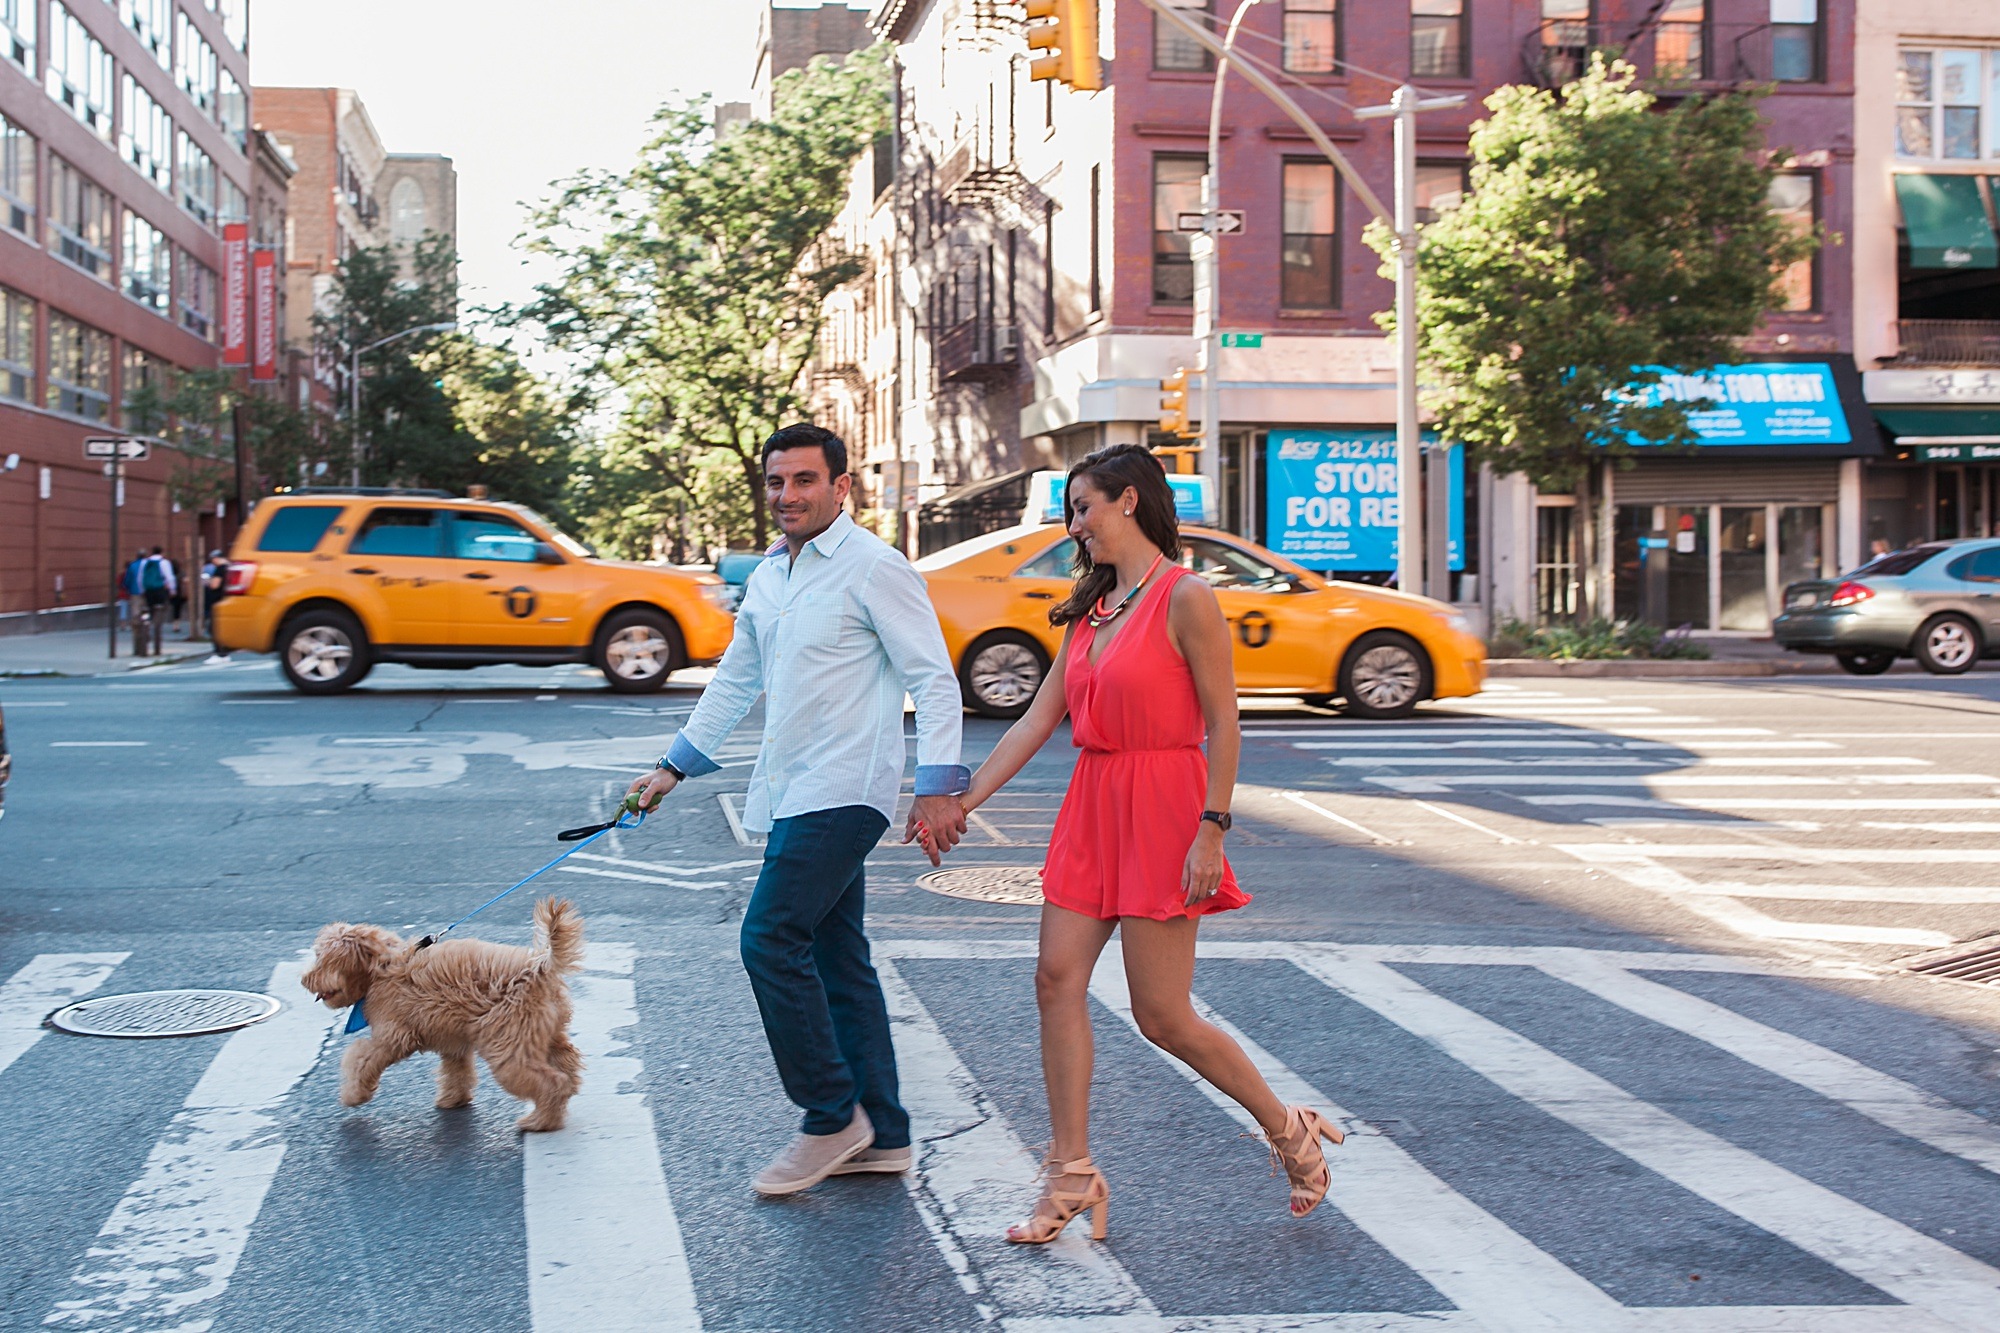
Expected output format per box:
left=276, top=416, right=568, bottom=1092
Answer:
left=1874, top=406, right=2000, bottom=461
left=1895, top=174, right=1999, bottom=270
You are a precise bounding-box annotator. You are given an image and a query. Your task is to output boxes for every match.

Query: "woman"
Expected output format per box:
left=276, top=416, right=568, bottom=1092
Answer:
left=944, top=443, right=1342, bottom=1243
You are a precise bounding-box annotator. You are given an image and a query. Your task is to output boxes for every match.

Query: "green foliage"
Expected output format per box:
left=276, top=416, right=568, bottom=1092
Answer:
left=516, top=46, right=892, bottom=549
left=125, top=365, right=323, bottom=509
left=1489, top=616, right=1710, bottom=660
left=1366, top=57, right=1821, bottom=494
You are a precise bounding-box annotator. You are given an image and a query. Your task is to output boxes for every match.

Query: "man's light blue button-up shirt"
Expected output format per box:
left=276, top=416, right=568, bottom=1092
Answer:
left=664, top=511, right=969, bottom=833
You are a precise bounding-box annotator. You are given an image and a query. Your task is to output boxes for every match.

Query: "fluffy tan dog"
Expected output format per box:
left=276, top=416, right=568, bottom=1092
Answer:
left=301, top=897, right=586, bottom=1132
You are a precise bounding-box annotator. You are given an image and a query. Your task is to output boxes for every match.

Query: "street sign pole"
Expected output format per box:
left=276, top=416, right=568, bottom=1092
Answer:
left=1195, top=0, right=1265, bottom=505
left=106, top=455, right=120, bottom=659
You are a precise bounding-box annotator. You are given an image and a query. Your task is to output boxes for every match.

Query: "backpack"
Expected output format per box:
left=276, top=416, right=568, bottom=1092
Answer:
left=142, top=558, right=166, bottom=593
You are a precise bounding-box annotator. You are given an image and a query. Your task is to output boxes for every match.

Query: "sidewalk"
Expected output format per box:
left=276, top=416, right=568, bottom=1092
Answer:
left=0, top=626, right=213, bottom=677
left=1490, top=633, right=1878, bottom=678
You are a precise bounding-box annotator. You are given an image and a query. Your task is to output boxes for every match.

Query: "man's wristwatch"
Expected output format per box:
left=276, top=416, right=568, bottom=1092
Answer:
left=655, top=758, right=687, bottom=782
left=1200, top=810, right=1232, bottom=832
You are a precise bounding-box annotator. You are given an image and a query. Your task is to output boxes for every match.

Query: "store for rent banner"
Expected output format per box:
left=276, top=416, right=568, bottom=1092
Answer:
left=1265, top=430, right=1463, bottom=573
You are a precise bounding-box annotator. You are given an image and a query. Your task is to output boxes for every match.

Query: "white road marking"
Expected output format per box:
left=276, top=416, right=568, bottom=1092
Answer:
left=1006, top=1310, right=1946, bottom=1332
left=1245, top=726, right=1586, bottom=738
left=45, top=956, right=342, bottom=1331
left=1538, top=951, right=2000, bottom=1176
left=557, top=865, right=728, bottom=890
left=1561, top=844, right=2000, bottom=865
left=0, top=953, right=127, bottom=1077
left=2, top=700, right=70, bottom=706
left=967, top=809, right=1016, bottom=845
left=1292, top=950, right=2000, bottom=1328
left=1683, top=757, right=1929, bottom=767
left=1673, top=882, right=2000, bottom=905
left=1527, top=796, right=2000, bottom=812
left=1862, top=822, right=2000, bottom=833
left=1602, top=728, right=1777, bottom=737
left=1372, top=773, right=1996, bottom=788
left=1802, top=732, right=2000, bottom=739
left=1275, top=791, right=1399, bottom=845
left=1622, top=741, right=1840, bottom=750
left=877, top=957, right=1156, bottom=1321
left=567, top=853, right=765, bottom=876
left=716, top=794, right=761, bottom=847
left=1293, top=739, right=1609, bottom=749
left=1086, top=951, right=1633, bottom=1329
left=1409, top=800, right=1525, bottom=844
left=1587, top=817, right=1825, bottom=832
left=1334, top=756, right=1663, bottom=768
left=50, top=741, right=148, bottom=747
left=525, top=943, right=700, bottom=1333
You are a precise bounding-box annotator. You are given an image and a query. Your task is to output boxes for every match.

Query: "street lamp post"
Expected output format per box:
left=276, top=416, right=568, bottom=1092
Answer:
left=348, top=321, right=456, bottom=487
left=1193, top=0, right=1266, bottom=503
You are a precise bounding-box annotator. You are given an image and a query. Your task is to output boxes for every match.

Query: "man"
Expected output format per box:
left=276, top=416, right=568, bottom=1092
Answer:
left=202, top=550, right=229, bottom=641
left=628, top=423, right=968, bottom=1196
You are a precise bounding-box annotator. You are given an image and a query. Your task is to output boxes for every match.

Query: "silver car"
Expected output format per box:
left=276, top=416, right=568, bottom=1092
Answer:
left=1773, top=539, right=2000, bottom=675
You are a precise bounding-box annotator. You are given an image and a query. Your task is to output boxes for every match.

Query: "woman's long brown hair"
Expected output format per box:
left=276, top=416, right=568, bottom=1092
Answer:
left=1048, top=444, right=1184, bottom=627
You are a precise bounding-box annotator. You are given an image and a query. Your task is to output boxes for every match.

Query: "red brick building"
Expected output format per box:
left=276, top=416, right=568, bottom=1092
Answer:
left=0, top=0, right=254, bottom=632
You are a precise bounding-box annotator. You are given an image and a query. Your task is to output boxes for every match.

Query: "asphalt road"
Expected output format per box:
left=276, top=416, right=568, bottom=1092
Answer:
left=3, top=657, right=2000, bottom=1332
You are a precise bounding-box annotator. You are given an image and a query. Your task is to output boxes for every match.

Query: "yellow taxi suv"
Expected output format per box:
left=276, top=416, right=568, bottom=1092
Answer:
left=918, top=521, right=1485, bottom=720
left=214, top=489, right=737, bottom=694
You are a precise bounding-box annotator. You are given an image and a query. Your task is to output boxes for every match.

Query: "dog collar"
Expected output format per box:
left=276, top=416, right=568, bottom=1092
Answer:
left=344, top=998, right=368, bottom=1034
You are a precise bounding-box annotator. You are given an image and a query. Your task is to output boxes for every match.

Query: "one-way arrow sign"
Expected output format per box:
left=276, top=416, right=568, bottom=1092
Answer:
left=1175, top=210, right=1245, bottom=234
left=84, top=437, right=150, bottom=461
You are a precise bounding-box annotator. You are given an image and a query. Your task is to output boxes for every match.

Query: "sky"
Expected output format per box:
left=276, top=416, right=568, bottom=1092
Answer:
left=250, top=0, right=776, bottom=324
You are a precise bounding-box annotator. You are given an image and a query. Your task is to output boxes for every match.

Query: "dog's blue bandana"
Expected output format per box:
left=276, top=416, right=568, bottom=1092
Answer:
left=344, top=999, right=368, bottom=1034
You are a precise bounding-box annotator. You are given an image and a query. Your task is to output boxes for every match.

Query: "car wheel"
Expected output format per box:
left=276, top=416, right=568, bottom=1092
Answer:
left=960, top=632, right=1049, bottom=720
left=1338, top=631, right=1432, bottom=719
left=278, top=609, right=372, bottom=694
left=1913, top=615, right=1981, bottom=675
left=1835, top=651, right=1895, bottom=676
left=595, top=609, right=684, bottom=693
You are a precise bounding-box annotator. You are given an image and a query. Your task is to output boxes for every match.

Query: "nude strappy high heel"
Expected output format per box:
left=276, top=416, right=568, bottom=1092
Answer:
left=1266, top=1106, right=1344, bottom=1218
left=1005, top=1155, right=1110, bottom=1244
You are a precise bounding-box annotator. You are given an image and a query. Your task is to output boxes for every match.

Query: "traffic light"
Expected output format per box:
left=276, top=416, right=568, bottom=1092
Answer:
left=1159, top=368, right=1193, bottom=438
left=1024, top=0, right=1102, bottom=92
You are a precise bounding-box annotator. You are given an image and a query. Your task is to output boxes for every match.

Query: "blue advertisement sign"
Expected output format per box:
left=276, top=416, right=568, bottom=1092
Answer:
left=1626, top=363, right=1850, bottom=446
left=1265, top=430, right=1463, bottom=573
left=1026, top=470, right=1217, bottom=526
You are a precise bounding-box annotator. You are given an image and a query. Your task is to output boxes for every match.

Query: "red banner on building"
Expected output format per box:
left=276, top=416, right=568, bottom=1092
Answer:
left=222, top=222, right=249, bottom=365
left=251, top=246, right=278, bottom=382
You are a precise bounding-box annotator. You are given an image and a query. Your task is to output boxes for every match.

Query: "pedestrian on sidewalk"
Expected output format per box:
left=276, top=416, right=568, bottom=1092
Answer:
left=119, top=549, right=146, bottom=624
left=134, top=547, right=176, bottom=654
left=202, top=549, right=228, bottom=640
left=953, top=444, right=1342, bottom=1244
left=626, top=423, right=969, bottom=1196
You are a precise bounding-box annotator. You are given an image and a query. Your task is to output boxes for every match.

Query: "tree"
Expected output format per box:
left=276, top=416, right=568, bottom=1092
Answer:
left=516, top=46, right=892, bottom=548
left=1366, top=57, right=1820, bottom=617
left=123, top=365, right=323, bottom=507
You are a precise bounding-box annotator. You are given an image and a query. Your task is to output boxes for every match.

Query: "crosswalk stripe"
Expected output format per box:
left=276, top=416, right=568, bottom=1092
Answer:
left=876, top=957, right=1156, bottom=1321
left=1086, top=951, right=1633, bottom=1331
left=1561, top=843, right=2000, bottom=864
left=1535, top=952, right=2000, bottom=1177
left=44, top=955, right=342, bottom=1331
left=1527, top=796, right=2000, bottom=811
left=1670, top=881, right=2000, bottom=905
left=0, top=953, right=128, bottom=1077
left=1372, top=773, right=1996, bottom=788
left=1290, top=951, right=2000, bottom=1328
left=557, top=864, right=729, bottom=889
left=525, top=943, right=701, bottom=1333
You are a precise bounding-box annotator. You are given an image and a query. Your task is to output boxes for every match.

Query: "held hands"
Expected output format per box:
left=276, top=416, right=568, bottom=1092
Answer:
left=625, top=767, right=681, bottom=815
left=1182, top=822, right=1226, bottom=909
left=903, top=794, right=968, bottom=867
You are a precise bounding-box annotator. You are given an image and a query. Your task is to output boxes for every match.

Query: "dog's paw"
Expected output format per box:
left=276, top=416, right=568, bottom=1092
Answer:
left=339, top=1082, right=376, bottom=1108
left=515, top=1110, right=567, bottom=1133
left=435, top=1092, right=473, bottom=1110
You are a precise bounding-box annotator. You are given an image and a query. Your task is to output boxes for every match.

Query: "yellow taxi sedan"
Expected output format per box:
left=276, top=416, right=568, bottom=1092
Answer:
left=918, top=522, right=1485, bottom=719
left=215, top=490, right=736, bottom=693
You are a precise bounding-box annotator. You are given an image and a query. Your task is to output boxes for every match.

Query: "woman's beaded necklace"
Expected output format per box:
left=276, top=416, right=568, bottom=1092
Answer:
left=1087, top=552, right=1166, bottom=630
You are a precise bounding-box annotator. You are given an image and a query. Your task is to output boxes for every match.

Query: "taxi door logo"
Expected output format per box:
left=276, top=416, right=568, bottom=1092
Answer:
left=505, top=587, right=538, bottom=619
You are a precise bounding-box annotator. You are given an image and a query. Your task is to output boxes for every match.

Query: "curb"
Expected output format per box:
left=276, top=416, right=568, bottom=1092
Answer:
left=1486, top=657, right=1842, bottom=678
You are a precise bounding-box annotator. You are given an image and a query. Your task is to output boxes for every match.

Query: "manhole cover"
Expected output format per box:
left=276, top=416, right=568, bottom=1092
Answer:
left=917, top=866, right=1045, bottom=906
left=47, top=989, right=283, bottom=1039
left=1903, top=937, right=2000, bottom=988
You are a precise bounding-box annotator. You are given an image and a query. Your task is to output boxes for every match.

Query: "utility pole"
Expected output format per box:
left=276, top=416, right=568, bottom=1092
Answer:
left=1193, top=0, right=1266, bottom=504
left=1356, top=85, right=1463, bottom=598
left=106, top=456, right=120, bottom=659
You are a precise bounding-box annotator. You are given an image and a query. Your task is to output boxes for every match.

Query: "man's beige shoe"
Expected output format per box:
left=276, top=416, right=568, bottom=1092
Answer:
left=830, top=1144, right=913, bottom=1176
left=752, top=1107, right=874, bottom=1196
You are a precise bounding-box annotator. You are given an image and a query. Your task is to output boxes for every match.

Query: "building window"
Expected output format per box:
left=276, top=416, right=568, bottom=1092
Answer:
left=46, top=4, right=114, bottom=143
left=0, top=0, right=32, bottom=74
left=1155, top=0, right=1214, bottom=73
left=120, top=345, right=172, bottom=429
left=1284, top=0, right=1337, bottom=74
left=1414, top=161, right=1468, bottom=224
left=1896, top=48, right=1999, bottom=162
left=217, top=68, right=248, bottom=153
left=1281, top=160, right=1338, bottom=309
left=178, top=132, right=216, bottom=224
left=1539, top=0, right=1592, bottom=86
left=1153, top=155, right=1204, bottom=304
left=0, top=113, right=34, bottom=237
left=118, top=0, right=170, bottom=69
left=0, top=285, right=32, bottom=402
left=177, top=251, right=217, bottom=340
left=219, top=174, right=246, bottom=222
left=1410, top=0, right=1464, bottom=79
left=175, top=10, right=218, bottom=116
left=1655, top=0, right=1705, bottom=81
left=121, top=77, right=173, bottom=194
left=389, top=177, right=427, bottom=244
left=1768, top=171, right=1817, bottom=312
left=123, top=213, right=171, bottom=314
left=211, top=0, right=246, bottom=51
left=47, top=311, right=111, bottom=421
left=1769, top=0, right=1819, bottom=84
left=49, top=156, right=113, bottom=280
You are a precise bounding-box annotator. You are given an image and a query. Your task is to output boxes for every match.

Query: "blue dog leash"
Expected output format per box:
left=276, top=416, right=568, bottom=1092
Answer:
left=343, top=804, right=651, bottom=1034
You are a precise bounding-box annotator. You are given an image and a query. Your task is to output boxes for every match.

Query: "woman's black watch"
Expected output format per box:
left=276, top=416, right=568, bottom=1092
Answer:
left=1200, top=810, right=1232, bottom=832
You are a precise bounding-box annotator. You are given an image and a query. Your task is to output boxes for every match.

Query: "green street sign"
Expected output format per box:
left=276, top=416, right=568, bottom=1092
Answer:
left=1220, top=333, right=1263, bottom=348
